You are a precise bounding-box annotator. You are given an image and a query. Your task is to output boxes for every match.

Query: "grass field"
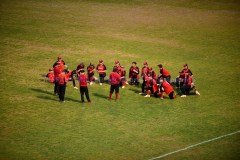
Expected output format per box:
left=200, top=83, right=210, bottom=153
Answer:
left=0, top=0, right=240, bottom=159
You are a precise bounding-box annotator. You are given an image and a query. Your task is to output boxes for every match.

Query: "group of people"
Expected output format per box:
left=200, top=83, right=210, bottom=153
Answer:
left=46, top=56, right=200, bottom=103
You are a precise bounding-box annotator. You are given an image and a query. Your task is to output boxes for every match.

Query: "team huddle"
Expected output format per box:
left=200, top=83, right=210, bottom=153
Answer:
left=46, top=56, right=200, bottom=103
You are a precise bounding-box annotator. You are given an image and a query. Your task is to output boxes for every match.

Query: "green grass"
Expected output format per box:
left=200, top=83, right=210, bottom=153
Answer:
left=0, top=0, right=240, bottom=159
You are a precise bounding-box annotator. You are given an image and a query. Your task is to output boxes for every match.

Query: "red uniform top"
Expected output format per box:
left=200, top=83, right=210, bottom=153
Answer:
left=113, top=65, right=122, bottom=76
left=57, top=72, right=68, bottom=86
left=78, top=73, right=88, bottom=87
left=129, top=66, right=139, bottom=78
left=179, top=68, right=193, bottom=78
left=141, top=66, right=150, bottom=78
left=161, top=81, right=174, bottom=95
left=97, top=64, right=107, bottom=74
left=160, top=68, right=170, bottom=77
left=46, top=72, right=55, bottom=83
left=87, top=65, right=95, bottom=75
left=54, top=65, right=64, bottom=78
left=109, top=72, right=121, bottom=85
left=183, top=76, right=193, bottom=86
left=65, top=70, right=72, bottom=81
left=120, top=67, right=126, bottom=77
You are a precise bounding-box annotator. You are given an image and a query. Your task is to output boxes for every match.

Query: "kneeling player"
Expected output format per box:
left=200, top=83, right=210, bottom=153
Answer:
left=159, top=78, right=175, bottom=99
left=109, top=68, right=121, bottom=100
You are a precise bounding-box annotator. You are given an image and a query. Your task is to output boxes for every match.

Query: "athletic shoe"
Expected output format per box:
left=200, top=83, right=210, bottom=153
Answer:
left=122, top=86, right=125, bottom=88
left=100, top=83, right=103, bottom=85
left=196, top=91, right=201, bottom=95
left=181, top=95, right=187, bottom=97
left=74, top=86, right=78, bottom=89
left=139, top=92, right=144, bottom=95
left=125, top=82, right=129, bottom=85
left=90, top=82, right=93, bottom=85
left=144, top=94, right=150, bottom=97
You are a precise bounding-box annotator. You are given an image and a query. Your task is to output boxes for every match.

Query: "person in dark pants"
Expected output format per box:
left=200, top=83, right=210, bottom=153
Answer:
left=78, top=70, right=91, bottom=103
left=139, top=61, right=150, bottom=94
left=56, top=71, right=68, bottom=102
left=109, top=68, right=121, bottom=100
left=96, top=60, right=107, bottom=85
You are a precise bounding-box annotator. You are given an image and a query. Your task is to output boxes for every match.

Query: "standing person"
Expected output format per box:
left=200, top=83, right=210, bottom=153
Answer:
left=180, top=73, right=200, bottom=97
left=46, top=68, right=55, bottom=83
left=78, top=70, right=91, bottom=103
left=176, top=64, right=193, bottom=88
left=159, top=78, right=175, bottom=100
left=53, top=63, right=64, bottom=95
left=53, top=55, right=65, bottom=68
left=139, top=61, right=150, bottom=94
left=157, top=64, right=171, bottom=83
left=64, top=66, right=78, bottom=89
left=96, top=60, right=107, bottom=85
left=120, top=66, right=127, bottom=88
left=56, top=70, right=68, bottom=102
left=129, top=62, right=140, bottom=85
left=109, top=68, right=121, bottom=100
left=87, top=63, right=95, bottom=85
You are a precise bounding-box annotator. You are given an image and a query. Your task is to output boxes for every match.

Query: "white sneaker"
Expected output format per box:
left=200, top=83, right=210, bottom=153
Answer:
left=90, top=82, right=93, bottom=85
left=144, top=94, right=150, bottom=97
left=139, top=92, right=144, bottom=95
left=100, top=83, right=102, bottom=85
left=196, top=91, right=201, bottom=95
left=74, top=86, right=78, bottom=89
left=125, top=82, right=129, bottom=85
left=181, top=95, right=187, bottom=98
left=122, top=86, right=125, bottom=88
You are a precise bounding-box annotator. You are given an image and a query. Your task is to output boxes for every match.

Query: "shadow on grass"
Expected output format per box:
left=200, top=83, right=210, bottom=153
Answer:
left=128, top=88, right=140, bottom=93
left=31, top=87, right=80, bottom=103
left=30, top=88, right=54, bottom=96
left=93, top=93, right=108, bottom=99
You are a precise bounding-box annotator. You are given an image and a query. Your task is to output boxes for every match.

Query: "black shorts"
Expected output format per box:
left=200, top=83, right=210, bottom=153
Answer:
left=169, top=91, right=174, bottom=99
left=110, top=84, right=119, bottom=93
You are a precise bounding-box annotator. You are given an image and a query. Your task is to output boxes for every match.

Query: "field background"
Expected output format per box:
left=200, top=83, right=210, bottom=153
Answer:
left=0, top=0, right=240, bottom=159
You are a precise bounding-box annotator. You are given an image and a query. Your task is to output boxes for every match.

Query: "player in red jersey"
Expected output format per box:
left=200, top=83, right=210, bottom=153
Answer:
left=139, top=61, right=150, bottom=94
left=46, top=68, right=55, bottom=83
left=157, top=64, right=171, bottom=83
left=87, top=63, right=95, bottom=85
left=129, top=62, right=140, bottom=85
left=108, top=67, right=121, bottom=100
left=78, top=70, right=91, bottom=103
left=96, top=60, right=107, bottom=85
left=159, top=78, right=175, bottom=99
left=144, top=76, right=158, bottom=98
left=176, top=64, right=193, bottom=88
left=180, top=73, right=200, bottom=97
left=53, top=55, right=65, bottom=68
left=56, top=70, right=68, bottom=102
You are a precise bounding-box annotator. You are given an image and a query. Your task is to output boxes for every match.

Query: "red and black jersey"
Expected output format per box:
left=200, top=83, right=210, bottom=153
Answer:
left=78, top=73, right=88, bottom=87
left=141, top=66, right=150, bottom=78
left=160, top=68, right=170, bottom=77
left=53, top=60, right=65, bottom=68
left=149, top=70, right=157, bottom=80
left=183, top=75, right=193, bottom=86
left=54, top=64, right=64, bottom=78
left=46, top=72, right=55, bottom=83
left=129, top=66, right=139, bottom=78
left=179, top=68, right=193, bottom=78
left=57, top=72, right=68, bottom=86
left=113, top=65, right=122, bottom=76
left=87, top=65, right=95, bottom=75
left=109, top=72, right=121, bottom=85
left=161, top=81, right=174, bottom=95
left=97, top=64, right=107, bottom=74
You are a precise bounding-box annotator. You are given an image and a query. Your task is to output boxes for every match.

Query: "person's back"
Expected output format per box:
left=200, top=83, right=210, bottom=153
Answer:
left=162, top=80, right=173, bottom=95
left=109, top=72, right=121, bottom=85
